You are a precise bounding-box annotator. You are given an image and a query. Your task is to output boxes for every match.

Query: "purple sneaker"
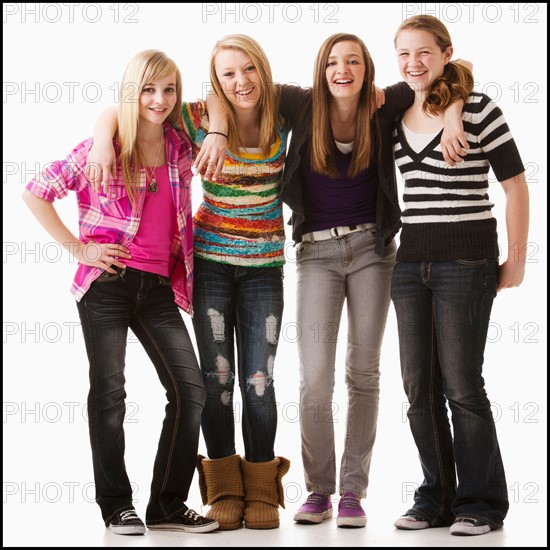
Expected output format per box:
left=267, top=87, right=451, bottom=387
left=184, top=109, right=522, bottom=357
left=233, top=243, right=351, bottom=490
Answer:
left=337, top=492, right=367, bottom=528
left=293, top=493, right=333, bottom=524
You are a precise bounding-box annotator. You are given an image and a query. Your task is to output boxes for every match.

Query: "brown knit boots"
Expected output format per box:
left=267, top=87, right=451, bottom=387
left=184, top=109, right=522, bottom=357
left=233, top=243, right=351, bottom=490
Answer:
left=241, top=456, right=291, bottom=529
left=197, top=454, right=245, bottom=530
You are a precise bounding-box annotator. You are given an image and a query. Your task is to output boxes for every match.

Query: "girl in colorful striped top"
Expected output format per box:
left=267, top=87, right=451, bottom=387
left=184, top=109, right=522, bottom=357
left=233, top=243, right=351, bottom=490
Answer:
left=181, top=36, right=290, bottom=531
left=88, top=35, right=290, bottom=531
left=390, top=16, right=529, bottom=536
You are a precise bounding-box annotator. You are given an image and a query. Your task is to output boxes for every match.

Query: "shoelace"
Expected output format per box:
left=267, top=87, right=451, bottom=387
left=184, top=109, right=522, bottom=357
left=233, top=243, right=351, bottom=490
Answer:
left=120, top=509, right=139, bottom=522
left=306, top=493, right=327, bottom=505
left=183, top=508, right=201, bottom=521
left=339, top=495, right=361, bottom=509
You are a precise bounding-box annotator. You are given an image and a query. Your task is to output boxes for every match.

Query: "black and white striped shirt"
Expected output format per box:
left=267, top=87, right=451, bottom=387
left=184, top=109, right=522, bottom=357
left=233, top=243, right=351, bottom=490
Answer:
left=393, top=92, right=524, bottom=262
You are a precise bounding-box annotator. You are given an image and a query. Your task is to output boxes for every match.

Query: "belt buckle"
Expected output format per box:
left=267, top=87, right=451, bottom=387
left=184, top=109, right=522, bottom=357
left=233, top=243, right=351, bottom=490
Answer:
left=330, top=227, right=340, bottom=238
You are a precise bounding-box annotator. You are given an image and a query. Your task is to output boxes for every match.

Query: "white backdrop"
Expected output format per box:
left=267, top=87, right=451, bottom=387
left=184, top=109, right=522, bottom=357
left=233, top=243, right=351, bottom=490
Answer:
left=3, top=3, right=547, bottom=547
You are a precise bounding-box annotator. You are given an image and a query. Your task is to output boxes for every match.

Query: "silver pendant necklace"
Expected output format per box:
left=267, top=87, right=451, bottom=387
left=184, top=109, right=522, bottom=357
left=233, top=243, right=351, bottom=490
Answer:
left=138, top=129, right=164, bottom=193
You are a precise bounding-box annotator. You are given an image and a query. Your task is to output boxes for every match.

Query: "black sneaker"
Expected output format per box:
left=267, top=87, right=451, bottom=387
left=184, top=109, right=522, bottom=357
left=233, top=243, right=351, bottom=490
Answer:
left=394, top=512, right=429, bottom=530
left=106, top=507, right=146, bottom=535
left=450, top=516, right=493, bottom=536
left=147, top=506, right=219, bottom=533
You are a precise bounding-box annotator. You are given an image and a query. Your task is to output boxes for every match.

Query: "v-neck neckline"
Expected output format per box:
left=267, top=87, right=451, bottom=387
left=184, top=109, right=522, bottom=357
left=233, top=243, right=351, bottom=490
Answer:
left=397, top=119, right=443, bottom=164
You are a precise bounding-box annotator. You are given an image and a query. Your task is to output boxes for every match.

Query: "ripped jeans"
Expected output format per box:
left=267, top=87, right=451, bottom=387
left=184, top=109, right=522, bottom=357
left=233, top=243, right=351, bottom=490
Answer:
left=192, top=256, right=284, bottom=462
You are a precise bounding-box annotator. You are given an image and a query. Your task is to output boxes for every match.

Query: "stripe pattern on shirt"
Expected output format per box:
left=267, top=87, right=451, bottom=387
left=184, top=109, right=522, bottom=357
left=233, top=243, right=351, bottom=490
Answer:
left=393, top=92, right=524, bottom=261
left=181, top=100, right=287, bottom=268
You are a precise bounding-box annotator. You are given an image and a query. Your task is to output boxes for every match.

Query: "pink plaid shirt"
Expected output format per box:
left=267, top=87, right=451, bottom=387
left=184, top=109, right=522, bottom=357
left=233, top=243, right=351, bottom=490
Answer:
left=25, top=123, right=195, bottom=314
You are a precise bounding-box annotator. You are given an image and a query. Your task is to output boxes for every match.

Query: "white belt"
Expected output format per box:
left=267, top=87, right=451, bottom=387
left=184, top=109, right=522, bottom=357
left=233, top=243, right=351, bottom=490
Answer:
left=302, top=223, right=376, bottom=242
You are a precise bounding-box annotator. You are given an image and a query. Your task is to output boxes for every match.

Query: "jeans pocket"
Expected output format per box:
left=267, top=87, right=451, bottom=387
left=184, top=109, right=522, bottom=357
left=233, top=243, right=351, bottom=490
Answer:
left=297, top=241, right=313, bottom=255
left=455, top=259, right=487, bottom=267
left=94, top=269, right=123, bottom=283
left=366, top=226, right=377, bottom=236
left=157, top=274, right=172, bottom=287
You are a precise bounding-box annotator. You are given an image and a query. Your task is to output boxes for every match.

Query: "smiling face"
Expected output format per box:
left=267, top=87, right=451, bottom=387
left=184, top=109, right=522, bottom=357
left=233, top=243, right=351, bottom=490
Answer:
left=214, top=48, right=261, bottom=112
left=395, top=29, right=452, bottom=92
left=325, top=40, right=366, bottom=99
left=138, top=72, right=177, bottom=125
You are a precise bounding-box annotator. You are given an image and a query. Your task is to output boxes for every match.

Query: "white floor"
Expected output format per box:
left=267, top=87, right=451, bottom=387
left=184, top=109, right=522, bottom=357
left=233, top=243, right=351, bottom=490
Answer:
left=4, top=333, right=547, bottom=548
left=4, top=251, right=546, bottom=548
left=3, top=497, right=546, bottom=547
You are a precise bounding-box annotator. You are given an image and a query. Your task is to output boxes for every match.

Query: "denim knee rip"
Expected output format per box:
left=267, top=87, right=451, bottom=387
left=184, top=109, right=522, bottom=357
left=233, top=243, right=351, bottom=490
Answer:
left=207, top=307, right=225, bottom=343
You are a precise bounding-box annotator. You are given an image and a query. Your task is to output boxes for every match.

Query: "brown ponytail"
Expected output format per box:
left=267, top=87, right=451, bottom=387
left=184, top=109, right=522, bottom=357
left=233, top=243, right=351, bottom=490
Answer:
left=424, top=61, right=474, bottom=116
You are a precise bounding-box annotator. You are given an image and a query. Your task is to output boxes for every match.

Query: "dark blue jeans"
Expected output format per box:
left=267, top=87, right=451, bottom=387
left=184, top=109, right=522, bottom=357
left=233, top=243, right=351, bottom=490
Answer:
left=192, top=257, right=284, bottom=462
left=391, top=259, right=508, bottom=529
left=76, top=267, right=206, bottom=525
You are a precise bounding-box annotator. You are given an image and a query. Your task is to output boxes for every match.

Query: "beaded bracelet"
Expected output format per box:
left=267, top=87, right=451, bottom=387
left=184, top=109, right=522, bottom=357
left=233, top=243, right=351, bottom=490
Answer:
left=206, top=131, right=228, bottom=139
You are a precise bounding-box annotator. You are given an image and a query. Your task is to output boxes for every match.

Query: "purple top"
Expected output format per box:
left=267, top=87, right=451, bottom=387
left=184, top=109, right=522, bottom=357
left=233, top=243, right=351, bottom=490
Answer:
left=300, top=141, right=379, bottom=234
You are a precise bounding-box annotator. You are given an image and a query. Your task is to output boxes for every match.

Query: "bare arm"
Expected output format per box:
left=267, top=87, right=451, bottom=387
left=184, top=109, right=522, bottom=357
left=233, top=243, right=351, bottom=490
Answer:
left=22, top=190, right=129, bottom=273
left=86, top=105, right=118, bottom=193
left=194, top=92, right=229, bottom=181
left=498, top=173, right=530, bottom=291
left=440, top=59, right=474, bottom=166
left=441, top=100, right=469, bottom=165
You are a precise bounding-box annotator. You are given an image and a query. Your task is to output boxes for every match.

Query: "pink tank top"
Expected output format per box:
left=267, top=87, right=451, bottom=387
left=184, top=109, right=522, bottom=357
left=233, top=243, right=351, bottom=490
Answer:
left=126, top=165, right=176, bottom=277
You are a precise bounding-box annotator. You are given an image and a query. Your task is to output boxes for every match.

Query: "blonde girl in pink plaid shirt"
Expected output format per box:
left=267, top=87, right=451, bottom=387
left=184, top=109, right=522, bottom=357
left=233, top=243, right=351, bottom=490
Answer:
left=23, top=50, right=219, bottom=536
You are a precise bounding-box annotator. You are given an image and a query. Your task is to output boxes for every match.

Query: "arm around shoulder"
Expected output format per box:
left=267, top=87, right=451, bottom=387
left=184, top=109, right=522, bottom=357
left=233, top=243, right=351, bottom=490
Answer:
left=88, top=105, right=119, bottom=193
left=279, top=83, right=311, bottom=125
left=196, top=94, right=229, bottom=180
left=381, top=81, right=415, bottom=118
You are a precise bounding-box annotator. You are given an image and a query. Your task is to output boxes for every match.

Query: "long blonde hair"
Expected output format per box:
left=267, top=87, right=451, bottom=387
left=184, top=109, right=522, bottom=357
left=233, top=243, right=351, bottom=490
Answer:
left=209, top=34, right=279, bottom=156
left=118, top=49, right=182, bottom=203
left=394, top=15, right=474, bottom=116
left=311, top=33, right=377, bottom=178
